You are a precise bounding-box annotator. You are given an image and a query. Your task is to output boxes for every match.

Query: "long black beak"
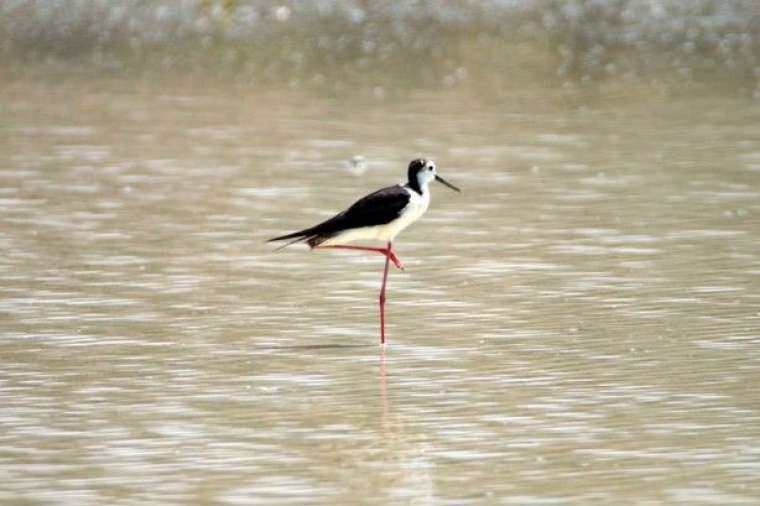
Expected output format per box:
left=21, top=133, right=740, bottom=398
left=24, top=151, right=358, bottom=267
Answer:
left=435, top=174, right=461, bottom=192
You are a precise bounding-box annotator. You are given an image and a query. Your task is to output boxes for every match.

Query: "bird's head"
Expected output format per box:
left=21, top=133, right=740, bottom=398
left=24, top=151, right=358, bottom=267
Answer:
left=408, top=158, right=460, bottom=192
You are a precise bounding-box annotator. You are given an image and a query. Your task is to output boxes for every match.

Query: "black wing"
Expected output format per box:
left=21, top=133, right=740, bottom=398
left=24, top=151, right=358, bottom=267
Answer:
left=327, top=184, right=411, bottom=231
left=268, top=184, right=410, bottom=246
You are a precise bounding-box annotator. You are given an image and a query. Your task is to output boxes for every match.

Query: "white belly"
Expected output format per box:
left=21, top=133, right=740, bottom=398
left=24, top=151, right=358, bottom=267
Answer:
left=323, top=188, right=430, bottom=245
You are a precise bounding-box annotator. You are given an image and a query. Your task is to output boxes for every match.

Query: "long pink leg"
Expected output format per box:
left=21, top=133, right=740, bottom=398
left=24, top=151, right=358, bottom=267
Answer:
left=317, top=244, right=403, bottom=270
left=379, top=242, right=392, bottom=345
left=316, top=241, right=398, bottom=345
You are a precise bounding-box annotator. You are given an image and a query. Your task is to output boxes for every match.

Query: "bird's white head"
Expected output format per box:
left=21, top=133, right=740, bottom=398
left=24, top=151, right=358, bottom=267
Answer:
left=407, top=158, right=460, bottom=194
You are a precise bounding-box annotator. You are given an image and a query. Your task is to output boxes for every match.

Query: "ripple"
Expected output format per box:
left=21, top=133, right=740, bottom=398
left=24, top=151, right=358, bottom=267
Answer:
left=1, top=86, right=759, bottom=506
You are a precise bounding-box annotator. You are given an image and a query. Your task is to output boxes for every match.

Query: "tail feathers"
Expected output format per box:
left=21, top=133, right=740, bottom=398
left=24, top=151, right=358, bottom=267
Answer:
left=306, top=235, right=331, bottom=248
left=268, top=229, right=309, bottom=242
left=271, top=235, right=309, bottom=251
left=268, top=226, right=324, bottom=251
left=268, top=229, right=334, bottom=251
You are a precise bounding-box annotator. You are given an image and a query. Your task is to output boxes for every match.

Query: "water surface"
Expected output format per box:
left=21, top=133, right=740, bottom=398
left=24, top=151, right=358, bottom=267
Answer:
left=1, top=82, right=759, bottom=504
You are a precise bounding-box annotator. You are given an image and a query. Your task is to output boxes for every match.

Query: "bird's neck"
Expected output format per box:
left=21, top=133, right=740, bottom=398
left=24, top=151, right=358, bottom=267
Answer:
left=407, top=178, right=427, bottom=195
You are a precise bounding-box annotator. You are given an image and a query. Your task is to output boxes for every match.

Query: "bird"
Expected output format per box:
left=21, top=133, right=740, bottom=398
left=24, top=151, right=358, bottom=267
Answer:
left=268, top=158, right=460, bottom=345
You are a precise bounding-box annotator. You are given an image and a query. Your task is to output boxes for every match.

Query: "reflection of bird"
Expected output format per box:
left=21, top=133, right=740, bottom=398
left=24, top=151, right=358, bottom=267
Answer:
left=268, top=158, right=460, bottom=345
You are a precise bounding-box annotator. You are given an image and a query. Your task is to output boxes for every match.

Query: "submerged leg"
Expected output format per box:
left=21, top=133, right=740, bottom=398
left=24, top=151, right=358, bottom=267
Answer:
left=379, top=241, right=392, bottom=346
left=317, top=244, right=403, bottom=270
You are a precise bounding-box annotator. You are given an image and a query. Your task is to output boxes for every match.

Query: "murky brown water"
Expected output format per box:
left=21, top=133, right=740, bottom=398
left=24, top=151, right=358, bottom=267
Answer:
left=1, top=82, right=759, bottom=504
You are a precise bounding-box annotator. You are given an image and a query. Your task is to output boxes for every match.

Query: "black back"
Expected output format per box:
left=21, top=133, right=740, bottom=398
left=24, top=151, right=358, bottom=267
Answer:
left=309, top=184, right=411, bottom=236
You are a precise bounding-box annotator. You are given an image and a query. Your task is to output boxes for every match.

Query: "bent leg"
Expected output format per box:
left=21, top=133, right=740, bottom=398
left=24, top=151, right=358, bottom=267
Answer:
left=317, top=244, right=404, bottom=270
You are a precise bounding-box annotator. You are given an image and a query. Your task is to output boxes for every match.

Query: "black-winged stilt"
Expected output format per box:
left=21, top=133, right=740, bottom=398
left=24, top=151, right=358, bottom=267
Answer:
left=268, top=158, right=460, bottom=345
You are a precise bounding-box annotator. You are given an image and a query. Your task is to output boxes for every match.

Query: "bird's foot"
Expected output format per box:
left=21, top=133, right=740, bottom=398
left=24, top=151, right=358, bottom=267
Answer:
left=384, top=249, right=404, bottom=270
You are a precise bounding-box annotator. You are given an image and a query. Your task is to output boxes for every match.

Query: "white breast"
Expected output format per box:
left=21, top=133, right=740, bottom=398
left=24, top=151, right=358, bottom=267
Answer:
left=385, top=186, right=429, bottom=238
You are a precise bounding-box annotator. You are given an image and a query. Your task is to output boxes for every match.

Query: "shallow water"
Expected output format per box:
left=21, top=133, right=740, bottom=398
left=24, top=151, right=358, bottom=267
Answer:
left=1, top=82, right=759, bottom=504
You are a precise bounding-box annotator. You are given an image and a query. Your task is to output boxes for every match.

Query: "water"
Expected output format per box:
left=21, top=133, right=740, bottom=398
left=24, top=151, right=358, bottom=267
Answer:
left=1, top=82, right=759, bottom=504
left=4, top=1, right=760, bottom=93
